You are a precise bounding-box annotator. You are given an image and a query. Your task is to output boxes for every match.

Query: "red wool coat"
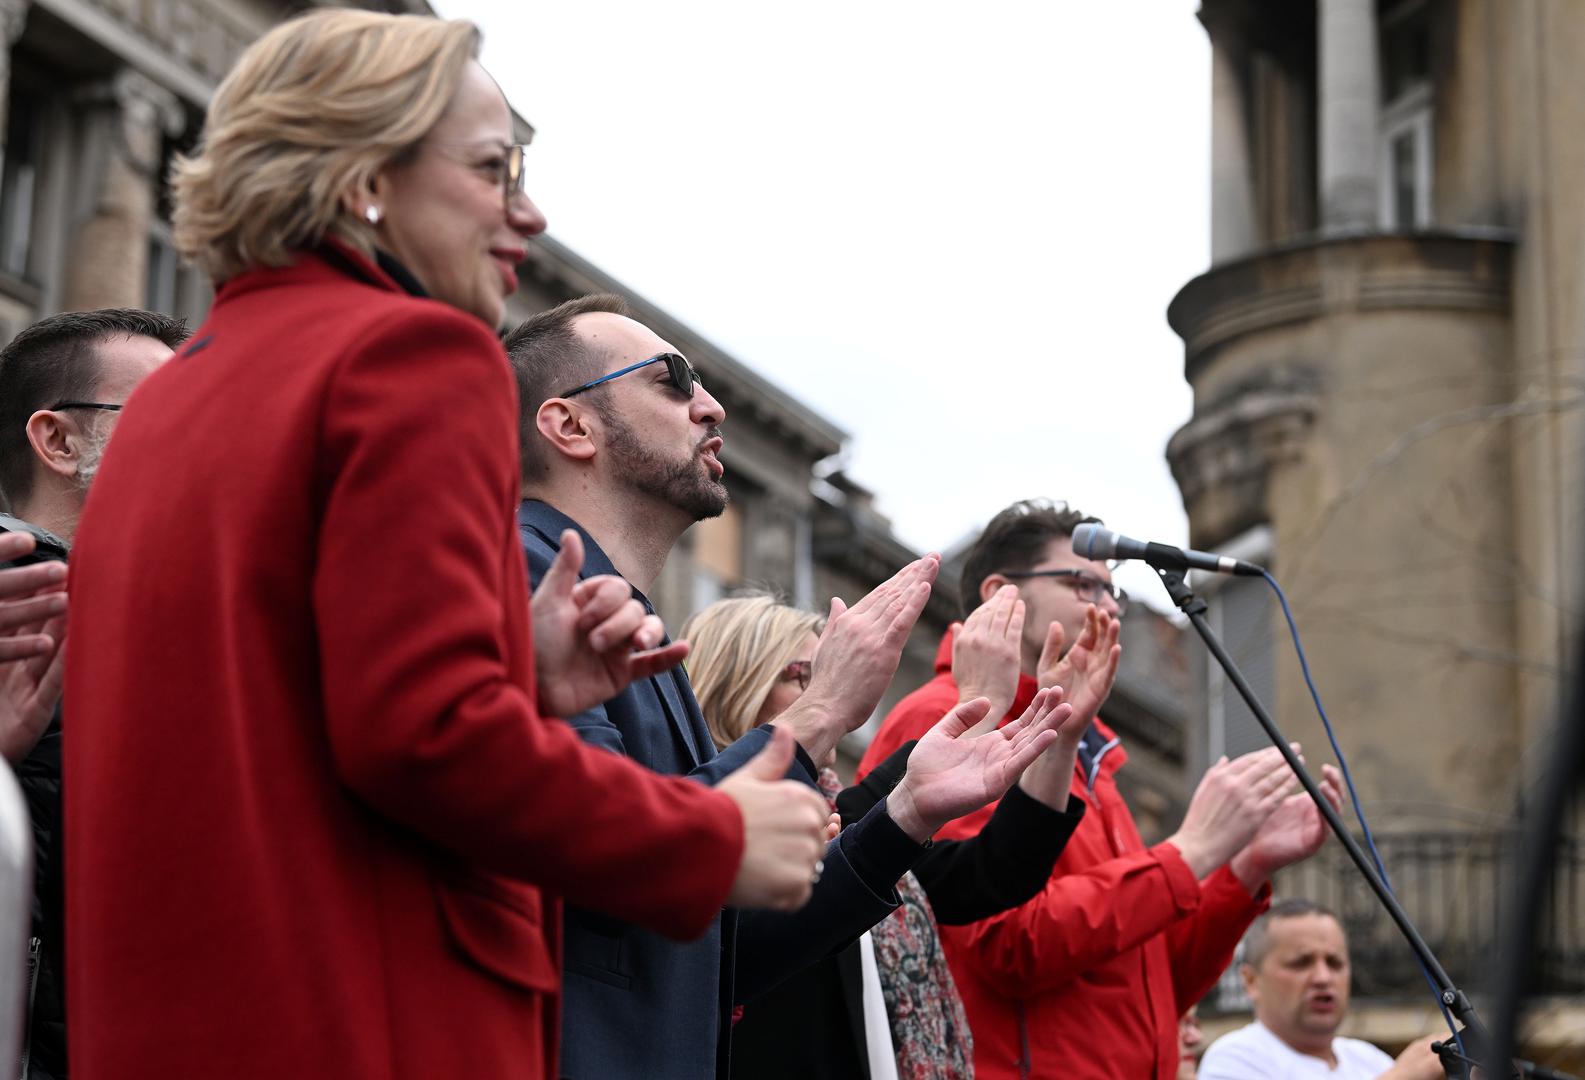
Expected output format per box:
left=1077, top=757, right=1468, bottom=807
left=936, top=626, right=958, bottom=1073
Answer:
left=64, top=244, right=744, bottom=1079
left=858, top=630, right=1268, bottom=1080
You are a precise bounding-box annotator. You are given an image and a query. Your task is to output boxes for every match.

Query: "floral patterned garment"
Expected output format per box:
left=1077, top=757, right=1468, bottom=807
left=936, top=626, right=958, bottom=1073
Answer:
left=819, top=769, right=974, bottom=1079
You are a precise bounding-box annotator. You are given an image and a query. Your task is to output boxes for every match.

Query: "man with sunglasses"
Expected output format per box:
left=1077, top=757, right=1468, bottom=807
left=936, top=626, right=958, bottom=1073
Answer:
left=0, top=308, right=186, bottom=1080
left=502, top=296, right=1073, bottom=1079
left=858, top=498, right=1343, bottom=1080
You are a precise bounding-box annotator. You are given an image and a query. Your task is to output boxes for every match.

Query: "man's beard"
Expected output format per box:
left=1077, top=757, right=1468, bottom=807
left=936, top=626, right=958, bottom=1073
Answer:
left=600, top=411, right=728, bottom=521
left=73, top=420, right=113, bottom=494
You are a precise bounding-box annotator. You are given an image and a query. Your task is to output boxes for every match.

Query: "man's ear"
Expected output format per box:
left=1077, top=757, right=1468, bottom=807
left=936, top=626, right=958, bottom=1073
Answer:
left=24, top=410, right=82, bottom=481
left=535, top=399, right=598, bottom=463
left=1238, top=962, right=1259, bottom=1001
left=979, top=573, right=1010, bottom=606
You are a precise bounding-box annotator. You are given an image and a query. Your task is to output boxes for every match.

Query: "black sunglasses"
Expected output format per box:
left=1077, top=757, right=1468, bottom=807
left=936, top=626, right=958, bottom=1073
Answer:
left=48, top=401, right=123, bottom=413
left=561, top=352, right=701, bottom=399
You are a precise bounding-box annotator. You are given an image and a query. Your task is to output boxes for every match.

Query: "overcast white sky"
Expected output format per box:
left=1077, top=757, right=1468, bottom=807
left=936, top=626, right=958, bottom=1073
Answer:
left=438, top=0, right=1211, bottom=604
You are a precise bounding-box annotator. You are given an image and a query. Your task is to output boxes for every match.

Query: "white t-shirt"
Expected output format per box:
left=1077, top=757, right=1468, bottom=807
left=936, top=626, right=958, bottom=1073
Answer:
left=1198, top=1020, right=1395, bottom=1080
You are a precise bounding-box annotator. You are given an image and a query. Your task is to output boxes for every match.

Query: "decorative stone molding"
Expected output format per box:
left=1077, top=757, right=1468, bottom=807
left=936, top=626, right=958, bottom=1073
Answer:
left=0, top=0, right=29, bottom=48
left=1167, top=379, right=1319, bottom=531
left=81, top=0, right=257, bottom=96
left=1168, top=230, right=1516, bottom=378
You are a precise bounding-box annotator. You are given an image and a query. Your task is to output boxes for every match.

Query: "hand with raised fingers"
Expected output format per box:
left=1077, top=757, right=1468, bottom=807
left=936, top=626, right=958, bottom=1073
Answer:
left=1229, top=762, right=1344, bottom=890
left=885, top=688, right=1071, bottom=842
left=719, top=726, right=832, bottom=910
left=951, top=584, right=1024, bottom=736
left=1036, top=605, right=1122, bottom=730
left=1014, top=683, right=1091, bottom=811
left=532, top=530, right=689, bottom=717
left=773, top=554, right=940, bottom=764
left=0, top=607, right=65, bottom=764
left=0, top=533, right=68, bottom=662
left=1165, top=745, right=1301, bottom=879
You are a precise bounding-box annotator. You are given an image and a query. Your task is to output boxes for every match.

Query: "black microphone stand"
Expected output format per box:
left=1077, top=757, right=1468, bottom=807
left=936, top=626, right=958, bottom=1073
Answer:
left=1152, top=565, right=1563, bottom=1080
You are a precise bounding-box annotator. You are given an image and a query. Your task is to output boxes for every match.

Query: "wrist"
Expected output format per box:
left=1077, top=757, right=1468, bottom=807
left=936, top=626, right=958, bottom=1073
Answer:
left=885, top=781, right=934, bottom=844
left=1228, top=847, right=1270, bottom=892
left=1165, top=832, right=1217, bottom=879
left=774, top=698, right=840, bottom=762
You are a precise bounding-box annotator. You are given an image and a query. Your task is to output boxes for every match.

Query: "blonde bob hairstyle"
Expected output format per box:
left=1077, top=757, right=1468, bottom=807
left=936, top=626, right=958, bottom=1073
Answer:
left=171, top=9, right=480, bottom=281
left=680, top=595, right=823, bottom=753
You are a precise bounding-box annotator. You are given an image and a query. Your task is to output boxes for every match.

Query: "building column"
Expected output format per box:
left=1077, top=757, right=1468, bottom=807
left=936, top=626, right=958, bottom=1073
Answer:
left=0, top=0, right=29, bottom=148
left=1317, top=0, right=1380, bottom=230
left=1201, top=0, right=1258, bottom=262
left=64, top=68, right=181, bottom=311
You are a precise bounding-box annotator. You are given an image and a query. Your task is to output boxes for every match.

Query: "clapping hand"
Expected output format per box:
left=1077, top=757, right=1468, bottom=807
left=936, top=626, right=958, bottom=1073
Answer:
left=1035, top=605, right=1121, bottom=730
left=532, top=529, right=689, bottom=718
left=885, top=688, right=1072, bottom=842
left=952, top=584, right=1024, bottom=736
left=1229, top=762, right=1344, bottom=890
left=0, top=532, right=67, bottom=763
left=773, top=554, right=939, bottom=764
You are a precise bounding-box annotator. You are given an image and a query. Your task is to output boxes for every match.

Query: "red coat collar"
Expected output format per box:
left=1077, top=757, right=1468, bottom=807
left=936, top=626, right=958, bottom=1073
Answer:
left=213, top=237, right=411, bottom=305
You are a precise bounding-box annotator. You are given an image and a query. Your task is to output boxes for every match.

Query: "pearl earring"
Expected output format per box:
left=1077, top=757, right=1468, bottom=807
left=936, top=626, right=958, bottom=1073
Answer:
left=364, top=205, right=383, bottom=226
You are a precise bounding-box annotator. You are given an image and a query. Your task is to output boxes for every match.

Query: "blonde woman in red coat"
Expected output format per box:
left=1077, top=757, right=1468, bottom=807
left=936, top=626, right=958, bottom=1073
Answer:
left=61, top=11, right=829, bottom=1079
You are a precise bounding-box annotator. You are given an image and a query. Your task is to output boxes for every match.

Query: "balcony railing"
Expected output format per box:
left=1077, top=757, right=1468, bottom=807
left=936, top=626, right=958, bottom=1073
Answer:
left=1207, top=830, right=1584, bottom=1012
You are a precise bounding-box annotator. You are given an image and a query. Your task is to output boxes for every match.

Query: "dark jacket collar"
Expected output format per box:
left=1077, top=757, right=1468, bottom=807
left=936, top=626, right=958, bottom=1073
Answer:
left=374, top=249, right=429, bottom=298
left=517, top=499, right=643, bottom=599
left=0, top=514, right=69, bottom=562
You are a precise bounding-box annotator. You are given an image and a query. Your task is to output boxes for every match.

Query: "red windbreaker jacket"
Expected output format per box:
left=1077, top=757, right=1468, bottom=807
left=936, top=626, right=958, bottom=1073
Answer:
left=858, top=630, right=1268, bottom=1080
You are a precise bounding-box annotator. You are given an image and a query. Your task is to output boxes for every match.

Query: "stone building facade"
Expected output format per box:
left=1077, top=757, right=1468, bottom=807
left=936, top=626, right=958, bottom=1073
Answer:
left=1176, top=0, right=1584, bottom=1065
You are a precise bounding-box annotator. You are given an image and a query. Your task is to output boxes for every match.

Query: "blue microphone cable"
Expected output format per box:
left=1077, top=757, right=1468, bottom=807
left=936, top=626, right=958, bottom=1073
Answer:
left=1260, top=570, right=1465, bottom=1058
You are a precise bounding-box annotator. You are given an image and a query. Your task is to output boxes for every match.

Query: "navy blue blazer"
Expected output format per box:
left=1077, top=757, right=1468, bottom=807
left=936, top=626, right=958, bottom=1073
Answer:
left=519, top=500, right=923, bottom=1080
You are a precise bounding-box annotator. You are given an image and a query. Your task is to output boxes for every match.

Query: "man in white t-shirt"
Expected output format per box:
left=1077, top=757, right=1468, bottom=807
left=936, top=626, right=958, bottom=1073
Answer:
left=1198, top=900, right=1445, bottom=1080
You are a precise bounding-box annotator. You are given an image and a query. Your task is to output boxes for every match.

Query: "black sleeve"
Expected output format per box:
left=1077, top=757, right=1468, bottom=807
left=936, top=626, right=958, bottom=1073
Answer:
left=913, top=785, right=1085, bottom=925
left=834, top=740, right=913, bottom=826
left=835, top=739, right=1087, bottom=926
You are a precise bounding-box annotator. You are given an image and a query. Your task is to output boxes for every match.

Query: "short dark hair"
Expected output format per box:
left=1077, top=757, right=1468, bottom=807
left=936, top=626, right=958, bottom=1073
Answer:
left=0, top=308, right=188, bottom=508
left=501, top=293, right=631, bottom=483
left=1241, top=898, right=1342, bottom=970
left=958, top=498, right=1102, bottom=616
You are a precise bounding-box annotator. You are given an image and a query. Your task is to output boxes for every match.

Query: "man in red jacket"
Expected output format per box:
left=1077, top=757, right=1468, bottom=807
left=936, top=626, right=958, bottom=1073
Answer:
left=859, top=499, right=1343, bottom=1080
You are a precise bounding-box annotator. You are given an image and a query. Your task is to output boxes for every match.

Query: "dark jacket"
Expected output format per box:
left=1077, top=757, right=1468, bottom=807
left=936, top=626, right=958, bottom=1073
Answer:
left=730, top=740, right=1086, bottom=1079
left=0, top=514, right=69, bottom=1080
left=519, top=500, right=926, bottom=1080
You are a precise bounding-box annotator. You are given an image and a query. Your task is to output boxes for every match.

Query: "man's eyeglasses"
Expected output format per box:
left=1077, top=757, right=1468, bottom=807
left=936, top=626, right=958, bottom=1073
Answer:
left=48, top=401, right=123, bottom=413
left=779, top=659, right=812, bottom=692
left=1000, top=568, right=1129, bottom=615
left=561, top=352, right=702, bottom=399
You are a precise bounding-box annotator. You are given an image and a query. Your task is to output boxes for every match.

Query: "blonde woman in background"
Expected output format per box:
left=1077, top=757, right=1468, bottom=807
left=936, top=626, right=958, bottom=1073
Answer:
left=683, top=591, right=1094, bottom=1080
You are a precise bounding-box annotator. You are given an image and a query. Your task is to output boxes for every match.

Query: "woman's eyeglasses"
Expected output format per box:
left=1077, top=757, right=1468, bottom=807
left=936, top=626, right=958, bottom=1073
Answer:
left=429, top=141, right=529, bottom=210
left=779, top=660, right=812, bottom=692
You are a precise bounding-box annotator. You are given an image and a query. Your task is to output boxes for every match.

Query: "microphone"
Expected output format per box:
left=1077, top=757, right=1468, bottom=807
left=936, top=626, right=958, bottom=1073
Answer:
left=1071, top=523, right=1265, bottom=577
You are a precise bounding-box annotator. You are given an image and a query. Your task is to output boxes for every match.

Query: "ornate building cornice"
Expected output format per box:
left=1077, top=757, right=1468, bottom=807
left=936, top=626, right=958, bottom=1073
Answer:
left=1169, top=230, right=1516, bottom=380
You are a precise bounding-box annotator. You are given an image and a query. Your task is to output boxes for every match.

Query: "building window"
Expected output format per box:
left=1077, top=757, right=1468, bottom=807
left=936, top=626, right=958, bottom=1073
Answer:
left=1378, top=0, right=1433, bottom=229
left=690, top=502, right=743, bottom=613
left=146, top=125, right=210, bottom=321
left=1199, top=525, right=1275, bottom=762
left=0, top=85, right=44, bottom=281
